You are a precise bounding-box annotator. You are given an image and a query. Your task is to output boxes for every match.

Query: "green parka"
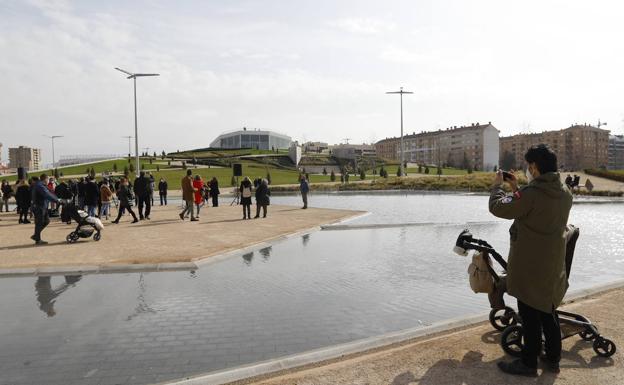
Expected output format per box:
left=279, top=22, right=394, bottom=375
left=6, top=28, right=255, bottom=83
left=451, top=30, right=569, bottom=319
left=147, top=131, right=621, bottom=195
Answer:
left=489, top=172, right=573, bottom=313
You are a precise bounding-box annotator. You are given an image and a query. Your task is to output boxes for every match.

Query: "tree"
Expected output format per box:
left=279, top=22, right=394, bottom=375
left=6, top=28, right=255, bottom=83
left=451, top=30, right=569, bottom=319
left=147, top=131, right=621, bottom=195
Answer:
left=85, top=167, right=90, bottom=175
left=372, top=168, right=377, bottom=175
left=149, top=158, right=153, bottom=164
left=167, top=160, right=171, bottom=166
left=182, top=161, right=187, bottom=170
left=90, top=167, right=96, bottom=177
left=266, top=171, right=272, bottom=184
left=113, top=163, right=118, bottom=173
left=330, top=170, right=336, bottom=181
left=161, top=150, right=166, bottom=159
left=359, top=169, right=366, bottom=180
left=493, top=165, right=498, bottom=172
left=129, top=163, right=135, bottom=173
left=396, top=167, right=402, bottom=177
left=156, top=165, right=160, bottom=172
left=461, top=152, right=470, bottom=170
left=344, top=172, right=350, bottom=182
left=380, top=165, right=387, bottom=178
left=322, top=167, right=327, bottom=175
left=500, top=150, right=516, bottom=171
left=340, top=173, right=345, bottom=183
left=418, top=164, right=423, bottom=173
left=437, top=165, right=442, bottom=176
left=424, top=166, right=430, bottom=174
left=153, top=151, right=157, bottom=158
left=192, top=157, right=197, bottom=165
left=60, top=172, right=64, bottom=177
left=123, top=165, right=129, bottom=177
left=54, top=168, right=59, bottom=179
left=467, top=165, right=473, bottom=174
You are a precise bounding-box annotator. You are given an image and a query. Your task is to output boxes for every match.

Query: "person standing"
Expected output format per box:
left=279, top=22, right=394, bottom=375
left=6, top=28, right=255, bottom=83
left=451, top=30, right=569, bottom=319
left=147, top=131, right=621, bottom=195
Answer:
left=54, top=180, right=73, bottom=224
left=112, top=177, right=138, bottom=224
left=31, top=174, right=60, bottom=245
left=77, top=177, right=86, bottom=209
left=83, top=176, right=99, bottom=218
left=179, top=169, right=198, bottom=221
left=209, top=177, right=220, bottom=207
left=299, top=175, right=309, bottom=209
left=254, top=178, right=270, bottom=218
left=158, top=177, right=168, bottom=205
left=133, top=171, right=151, bottom=220
left=16, top=179, right=31, bottom=224
left=490, top=144, right=572, bottom=377
left=100, top=180, right=113, bottom=220
left=149, top=173, right=155, bottom=206
left=1, top=180, right=12, bottom=212
left=239, top=177, right=253, bottom=219
left=193, top=175, right=204, bottom=218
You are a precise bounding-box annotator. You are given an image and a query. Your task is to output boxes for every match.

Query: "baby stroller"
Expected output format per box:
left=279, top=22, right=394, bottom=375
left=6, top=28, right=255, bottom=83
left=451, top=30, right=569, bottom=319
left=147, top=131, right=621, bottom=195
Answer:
left=60, top=200, right=103, bottom=243
left=453, top=226, right=616, bottom=358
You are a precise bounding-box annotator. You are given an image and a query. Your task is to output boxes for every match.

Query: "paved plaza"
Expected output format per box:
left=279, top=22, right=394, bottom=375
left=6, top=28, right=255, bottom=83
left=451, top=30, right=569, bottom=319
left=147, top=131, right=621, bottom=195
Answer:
left=0, top=203, right=362, bottom=269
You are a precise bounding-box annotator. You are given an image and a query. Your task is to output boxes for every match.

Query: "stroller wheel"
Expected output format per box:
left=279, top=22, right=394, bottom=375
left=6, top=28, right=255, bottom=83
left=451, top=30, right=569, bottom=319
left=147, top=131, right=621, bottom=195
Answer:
left=66, top=232, right=78, bottom=243
left=501, top=325, right=524, bottom=357
left=593, top=337, right=616, bottom=357
left=489, top=307, right=518, bottom=331
left=93, top=232, right=101, bottom=241
left=580, top=330, right=597, bottom=341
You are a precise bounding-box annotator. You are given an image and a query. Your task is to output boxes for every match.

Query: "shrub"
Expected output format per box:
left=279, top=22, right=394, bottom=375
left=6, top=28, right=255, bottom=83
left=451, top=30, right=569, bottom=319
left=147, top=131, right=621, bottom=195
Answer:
left=424, top=166, right=429, bottom=174
left=360, top=169, right=366, bottom=180
left=322, top=167, right=327, bottom=175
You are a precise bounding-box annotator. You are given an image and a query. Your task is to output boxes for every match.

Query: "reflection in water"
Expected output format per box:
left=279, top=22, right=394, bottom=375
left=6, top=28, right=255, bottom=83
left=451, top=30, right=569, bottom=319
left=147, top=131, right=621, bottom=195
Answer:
left=259, top=246, right=272, bottom=261
left=35, top=275, right=82, bottom=317
left=242, top=252, right=254, bottom=265
left=302, top=234, right=310, bottom=247
left=126, top=274, right=159, bottom=321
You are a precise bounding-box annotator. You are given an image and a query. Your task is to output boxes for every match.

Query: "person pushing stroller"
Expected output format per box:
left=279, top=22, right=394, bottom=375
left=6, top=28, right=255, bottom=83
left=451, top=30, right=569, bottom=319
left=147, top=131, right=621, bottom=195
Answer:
left=489, top=144, right=572, bottom=376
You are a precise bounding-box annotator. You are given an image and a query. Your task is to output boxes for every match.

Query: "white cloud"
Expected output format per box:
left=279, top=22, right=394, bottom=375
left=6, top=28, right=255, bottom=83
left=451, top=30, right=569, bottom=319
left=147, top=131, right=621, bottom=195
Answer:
left=328, top=17, right=396, bottom=35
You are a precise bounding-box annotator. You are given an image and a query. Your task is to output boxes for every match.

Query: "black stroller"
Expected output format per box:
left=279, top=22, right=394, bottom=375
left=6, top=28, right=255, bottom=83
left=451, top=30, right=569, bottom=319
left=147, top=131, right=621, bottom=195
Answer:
left=60, top=200, right=103, bottom=243
left=454, top=226, right=616, bottom=358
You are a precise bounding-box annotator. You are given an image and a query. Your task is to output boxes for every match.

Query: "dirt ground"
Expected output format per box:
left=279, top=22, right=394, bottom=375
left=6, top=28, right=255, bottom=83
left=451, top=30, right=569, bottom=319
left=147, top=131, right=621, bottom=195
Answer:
left=240, top=288, right=623, bottom=385
left=0, top=204, right=363, bottom=269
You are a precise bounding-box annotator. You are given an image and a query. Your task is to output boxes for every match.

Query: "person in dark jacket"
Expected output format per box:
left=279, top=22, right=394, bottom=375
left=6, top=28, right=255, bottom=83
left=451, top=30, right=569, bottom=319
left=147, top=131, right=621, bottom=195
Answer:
left=83, top=176, right=99, bottom=217
left=112, top=177, right=138, bottom=224
left=254, top=178, right=270, bottom=218
left=158, top=178, right=168, bottom=205
left=209, top=177, right=220, bottom=207
left=490, top=144, right=573, bottom=377
left=133, top=171, right=151, bottom=220
left=55, top=180, right=73, bottom=224
left=31, top=174, right=60, bottom=245
left=1, top=179, right=12, bottom=212
left=299, top=175, right=309, bottom=209
left=15, top=179, right=31, bottom=224
left=77, top=177, right=86, bottom=209
left=239, top=177, right=253, bottom=219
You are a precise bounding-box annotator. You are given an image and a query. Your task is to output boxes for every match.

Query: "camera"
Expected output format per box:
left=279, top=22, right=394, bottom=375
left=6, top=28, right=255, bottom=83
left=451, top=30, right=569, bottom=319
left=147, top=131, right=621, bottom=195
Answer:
left=501, top=171, right=514, bottom=181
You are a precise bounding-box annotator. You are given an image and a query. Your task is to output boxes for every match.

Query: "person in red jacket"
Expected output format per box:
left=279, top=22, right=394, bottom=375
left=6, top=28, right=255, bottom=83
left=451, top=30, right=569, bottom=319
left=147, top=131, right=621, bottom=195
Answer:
left=192, top=175, right=204, bottom=218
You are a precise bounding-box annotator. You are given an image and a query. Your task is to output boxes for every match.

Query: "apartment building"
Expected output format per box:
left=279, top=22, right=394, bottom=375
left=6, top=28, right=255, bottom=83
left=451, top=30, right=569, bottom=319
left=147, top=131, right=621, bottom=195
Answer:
left=500, top=124, right=609, bottom=170
left=330, top=144, right=376, bottom=160
left=8, top=146, right=42, bottom=171
left=609, top=135, right=624, bottom=170
left=375, top=122, right=500, bottom=171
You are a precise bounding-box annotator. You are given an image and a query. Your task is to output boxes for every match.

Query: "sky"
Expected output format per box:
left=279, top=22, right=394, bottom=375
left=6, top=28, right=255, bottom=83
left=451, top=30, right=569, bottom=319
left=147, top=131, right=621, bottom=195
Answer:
left=1, top=0, right=624, bottom=166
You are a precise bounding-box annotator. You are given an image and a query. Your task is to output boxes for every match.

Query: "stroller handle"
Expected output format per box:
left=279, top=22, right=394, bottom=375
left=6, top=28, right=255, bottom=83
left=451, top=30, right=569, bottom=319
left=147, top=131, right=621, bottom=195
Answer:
left=454, top=229, right=508, bottom=271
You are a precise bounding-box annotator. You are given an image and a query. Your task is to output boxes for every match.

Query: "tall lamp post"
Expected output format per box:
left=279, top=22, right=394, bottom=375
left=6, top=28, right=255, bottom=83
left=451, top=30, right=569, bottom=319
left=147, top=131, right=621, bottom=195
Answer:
left=386, top=87, right=413, bottom=177
left=43, top=135, right=63, bottom=169
left=115, top=67, right=159, bottom=177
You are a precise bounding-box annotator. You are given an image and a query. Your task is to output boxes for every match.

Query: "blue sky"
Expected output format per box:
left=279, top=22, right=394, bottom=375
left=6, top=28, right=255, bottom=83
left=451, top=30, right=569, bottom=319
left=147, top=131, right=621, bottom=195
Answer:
left=1, top=0, right=623, bottom=165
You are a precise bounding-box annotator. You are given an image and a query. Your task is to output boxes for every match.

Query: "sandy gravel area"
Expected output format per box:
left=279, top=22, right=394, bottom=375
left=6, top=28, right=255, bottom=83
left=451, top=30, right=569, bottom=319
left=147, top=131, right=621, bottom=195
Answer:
left=0, top=204, right=363, bottom=269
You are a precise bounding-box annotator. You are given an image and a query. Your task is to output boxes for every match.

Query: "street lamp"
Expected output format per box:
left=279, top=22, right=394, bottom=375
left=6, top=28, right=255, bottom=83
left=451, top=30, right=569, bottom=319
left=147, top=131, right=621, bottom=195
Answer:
left=115, top=67, right=159, bottom=177
left=386, top=87, right=413, bottom=177
left=43, top=135, right=63, bottom=168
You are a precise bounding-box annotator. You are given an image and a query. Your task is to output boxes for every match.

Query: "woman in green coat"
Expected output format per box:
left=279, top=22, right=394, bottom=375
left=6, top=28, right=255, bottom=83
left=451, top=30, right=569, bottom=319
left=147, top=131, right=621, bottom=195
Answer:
left=489, top=144, right=572, bottom=377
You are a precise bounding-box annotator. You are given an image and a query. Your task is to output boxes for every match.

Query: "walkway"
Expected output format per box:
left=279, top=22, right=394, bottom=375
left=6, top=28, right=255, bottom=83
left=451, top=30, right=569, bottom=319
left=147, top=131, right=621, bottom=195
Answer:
left=0, top=204, right=363, bottom=269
